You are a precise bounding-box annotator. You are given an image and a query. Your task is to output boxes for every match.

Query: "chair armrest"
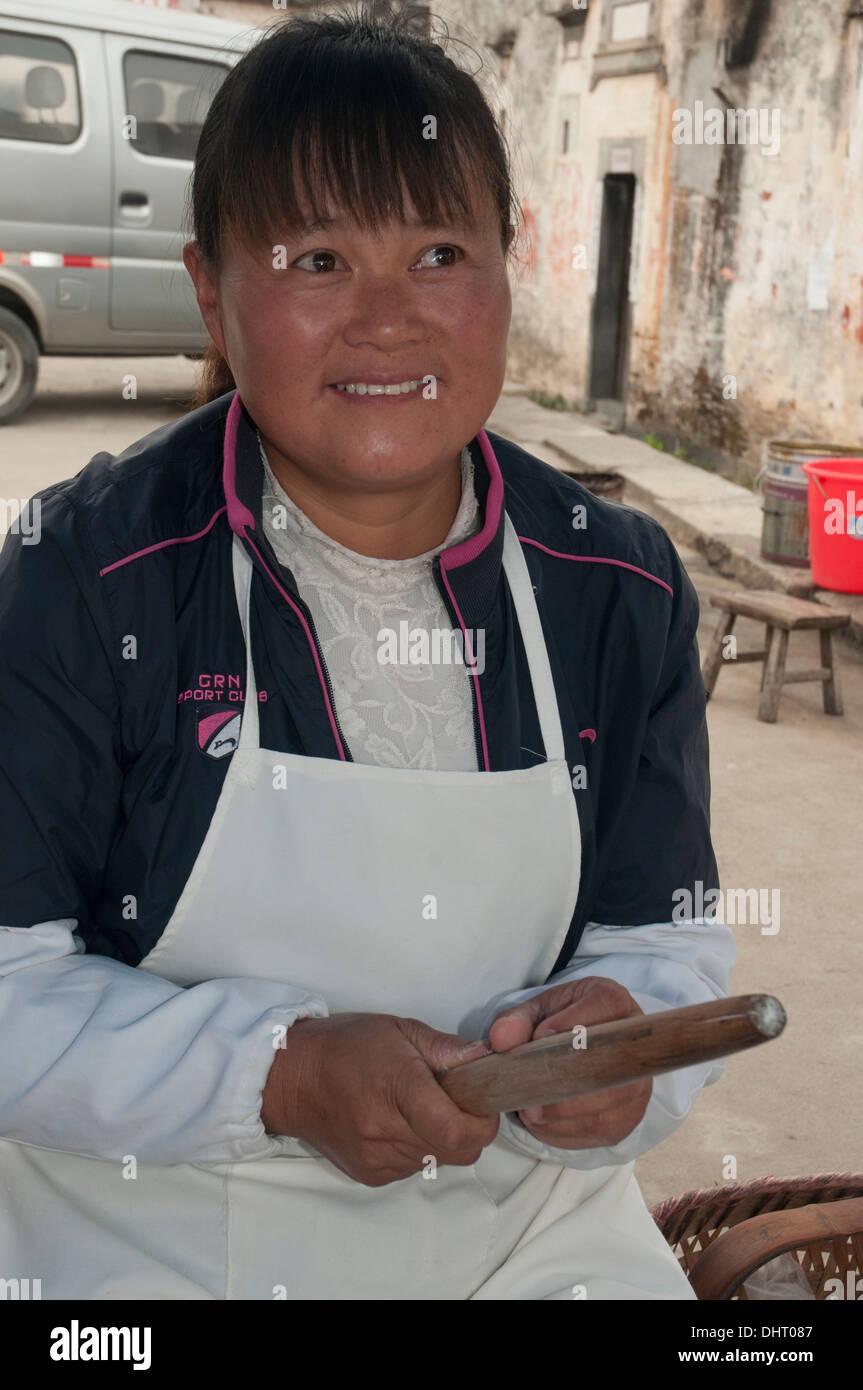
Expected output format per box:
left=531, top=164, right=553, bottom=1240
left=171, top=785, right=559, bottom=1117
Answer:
left=689, top=1196, right=863, bottom=1300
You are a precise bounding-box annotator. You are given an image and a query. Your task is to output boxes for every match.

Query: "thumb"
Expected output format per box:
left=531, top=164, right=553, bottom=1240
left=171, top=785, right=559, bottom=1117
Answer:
left=398, top=1018, right=492, bottom=1073
left=488, top=995, right=547, bottom=1052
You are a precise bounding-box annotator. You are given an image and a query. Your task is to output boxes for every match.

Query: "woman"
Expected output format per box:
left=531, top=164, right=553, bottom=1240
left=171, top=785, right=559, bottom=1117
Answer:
left=0, top=10, right=734, bottom=1300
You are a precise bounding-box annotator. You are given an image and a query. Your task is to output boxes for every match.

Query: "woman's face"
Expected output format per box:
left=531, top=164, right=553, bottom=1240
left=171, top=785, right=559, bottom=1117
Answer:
left=185, top=181, right=513, bottom=494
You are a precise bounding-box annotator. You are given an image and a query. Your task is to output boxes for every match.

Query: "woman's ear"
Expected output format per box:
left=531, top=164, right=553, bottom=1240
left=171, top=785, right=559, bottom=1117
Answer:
left=182, top=241, right=228, bottom=359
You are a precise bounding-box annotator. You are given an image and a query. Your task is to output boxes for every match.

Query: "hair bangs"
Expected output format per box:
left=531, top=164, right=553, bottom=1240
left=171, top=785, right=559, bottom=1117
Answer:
left=201, top=13, right=512, bottom=263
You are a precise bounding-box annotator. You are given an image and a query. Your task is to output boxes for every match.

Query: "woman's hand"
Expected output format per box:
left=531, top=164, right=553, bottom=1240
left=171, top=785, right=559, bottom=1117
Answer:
left=262, top=1012, right=499, bottom=1186
left=488, top=977, right=652, bottom=1149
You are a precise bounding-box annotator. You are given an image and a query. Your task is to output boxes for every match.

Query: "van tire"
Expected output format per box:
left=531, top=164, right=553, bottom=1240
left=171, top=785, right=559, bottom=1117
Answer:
left=0, top=309, right=39, bottom=424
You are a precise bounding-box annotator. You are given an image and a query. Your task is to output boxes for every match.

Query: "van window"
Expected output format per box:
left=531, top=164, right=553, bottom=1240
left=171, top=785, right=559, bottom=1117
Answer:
left=0, top=29, right=81, bottom=144
left=123, top=50, right=228, bottom=161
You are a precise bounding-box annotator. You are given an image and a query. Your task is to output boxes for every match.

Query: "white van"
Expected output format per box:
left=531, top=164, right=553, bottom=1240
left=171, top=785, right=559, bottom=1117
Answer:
left=0, top=0, right=259, bottom=421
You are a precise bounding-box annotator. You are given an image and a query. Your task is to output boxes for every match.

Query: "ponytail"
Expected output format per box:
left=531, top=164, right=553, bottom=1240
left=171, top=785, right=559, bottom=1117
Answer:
left=191, top=341, right=236, bottom=411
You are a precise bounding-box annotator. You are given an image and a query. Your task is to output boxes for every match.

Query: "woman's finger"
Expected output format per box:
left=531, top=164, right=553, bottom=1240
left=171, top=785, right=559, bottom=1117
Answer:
left=518, top=1075, right=652, bottom=1142
left=487, top=1010, right=535, bottom=1051
left=489, top=978, right=622, bottom=1052
left=519, top=1077, right=653, bottom=1128
left=531, top=993, right=642, bottom=1040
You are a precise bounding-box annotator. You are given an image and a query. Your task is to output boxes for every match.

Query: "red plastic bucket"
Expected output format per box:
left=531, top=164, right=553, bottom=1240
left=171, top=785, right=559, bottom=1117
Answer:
left=801, top=457, right=863, bottom=593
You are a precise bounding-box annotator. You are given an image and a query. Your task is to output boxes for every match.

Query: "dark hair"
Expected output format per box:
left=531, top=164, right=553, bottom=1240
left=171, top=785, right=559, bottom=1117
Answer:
left=186, top=4, right=520, bottom=408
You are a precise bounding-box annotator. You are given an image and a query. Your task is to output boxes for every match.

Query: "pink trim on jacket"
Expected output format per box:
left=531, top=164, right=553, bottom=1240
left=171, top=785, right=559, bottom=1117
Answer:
left=224, top=392, right=257, bottom=533
left=241, top=535, right=348, bottom=761
left=438, top=428, right=504, bottom=569
left=98, top=507, right=227, bottom=576
left=516, top=536, right=674, bottom=598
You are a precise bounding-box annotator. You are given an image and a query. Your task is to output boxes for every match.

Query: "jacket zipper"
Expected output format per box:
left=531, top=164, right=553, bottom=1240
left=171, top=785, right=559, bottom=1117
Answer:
left=243, top=532, right=353, bottom=762
left=281, top=587, right=354, bottom=763
left=309, top=623, right=353, bottom=762
left=464, top=652, right=484, bottom=771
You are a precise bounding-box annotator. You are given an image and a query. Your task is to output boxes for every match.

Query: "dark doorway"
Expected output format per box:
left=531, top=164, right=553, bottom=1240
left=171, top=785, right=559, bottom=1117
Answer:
left=589, top=173, right=636, bottom=406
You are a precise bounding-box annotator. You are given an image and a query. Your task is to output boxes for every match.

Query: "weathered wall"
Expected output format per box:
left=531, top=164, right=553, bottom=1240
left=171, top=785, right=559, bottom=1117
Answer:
left=436, top=0, right=863, bottom=473
left=430, top=1, right=604, bottom=403
left=654, top=0, right=863, bottom=469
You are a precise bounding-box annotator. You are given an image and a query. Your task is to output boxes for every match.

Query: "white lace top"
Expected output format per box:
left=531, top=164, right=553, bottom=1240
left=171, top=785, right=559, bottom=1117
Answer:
left=259, top=436, right=481, bottom=770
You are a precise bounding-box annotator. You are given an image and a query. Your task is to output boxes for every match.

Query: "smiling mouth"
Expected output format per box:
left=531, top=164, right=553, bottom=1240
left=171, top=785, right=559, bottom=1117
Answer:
left=329, top=379, right=423, bottom=396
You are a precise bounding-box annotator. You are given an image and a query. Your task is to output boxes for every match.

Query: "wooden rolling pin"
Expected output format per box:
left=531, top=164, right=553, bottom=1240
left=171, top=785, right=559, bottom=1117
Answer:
left=437, top=994, right=786, bottom=1117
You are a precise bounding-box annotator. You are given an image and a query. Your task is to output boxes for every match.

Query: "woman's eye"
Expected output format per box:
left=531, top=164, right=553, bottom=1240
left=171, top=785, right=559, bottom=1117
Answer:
left=293, top=249, right=342, bottom=273
left=416, top=244, right=461, bottom=269
left=290, top=244, right=462, bottom=273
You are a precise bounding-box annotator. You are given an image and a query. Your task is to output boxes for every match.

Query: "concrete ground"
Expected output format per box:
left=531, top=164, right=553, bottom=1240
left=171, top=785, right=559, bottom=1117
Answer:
left=2, top=357, right=862, bottom=1210
left=634, top=539, right=863, bottom=1207
left=0, top=355, right=200, bottom=502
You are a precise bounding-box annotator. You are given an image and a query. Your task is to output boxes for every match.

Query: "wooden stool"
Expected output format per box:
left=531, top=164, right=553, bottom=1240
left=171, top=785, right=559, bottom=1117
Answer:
left=701, top=590, right=851, bottom=723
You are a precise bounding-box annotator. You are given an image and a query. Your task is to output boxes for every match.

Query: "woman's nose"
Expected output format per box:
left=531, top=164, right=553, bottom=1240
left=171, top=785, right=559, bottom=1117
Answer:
left=342, top=278, right=426, bottom=349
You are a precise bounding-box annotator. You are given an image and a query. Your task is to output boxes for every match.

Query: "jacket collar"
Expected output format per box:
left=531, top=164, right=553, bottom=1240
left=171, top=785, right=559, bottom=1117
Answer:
left=221, top=389, right=506, bottom=627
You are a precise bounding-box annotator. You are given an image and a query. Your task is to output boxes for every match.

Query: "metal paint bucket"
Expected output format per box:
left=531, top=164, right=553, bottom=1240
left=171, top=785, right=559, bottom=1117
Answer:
left=759, top=440, right=862, bottom=567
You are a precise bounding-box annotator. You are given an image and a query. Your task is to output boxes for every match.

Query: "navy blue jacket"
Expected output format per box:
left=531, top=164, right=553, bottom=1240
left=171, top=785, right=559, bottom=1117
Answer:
left=0, top=390, right=718, bottom=973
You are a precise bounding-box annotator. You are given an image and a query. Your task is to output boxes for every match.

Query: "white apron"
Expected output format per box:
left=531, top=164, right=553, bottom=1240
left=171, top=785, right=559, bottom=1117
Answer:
left=0, top=515, right=694, bottom=1300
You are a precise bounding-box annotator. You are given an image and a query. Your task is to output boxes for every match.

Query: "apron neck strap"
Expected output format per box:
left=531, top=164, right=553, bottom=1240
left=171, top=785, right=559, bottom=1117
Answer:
left=501, top=514, right=566, bottom=764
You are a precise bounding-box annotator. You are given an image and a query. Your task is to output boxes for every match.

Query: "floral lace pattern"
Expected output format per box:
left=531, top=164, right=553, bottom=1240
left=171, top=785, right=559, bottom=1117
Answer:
left=259, top=436, right=481, bottom=770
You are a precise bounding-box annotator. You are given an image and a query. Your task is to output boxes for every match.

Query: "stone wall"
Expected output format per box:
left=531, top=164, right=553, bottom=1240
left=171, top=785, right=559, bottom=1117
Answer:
left=433, top=0, right=863, bottom=474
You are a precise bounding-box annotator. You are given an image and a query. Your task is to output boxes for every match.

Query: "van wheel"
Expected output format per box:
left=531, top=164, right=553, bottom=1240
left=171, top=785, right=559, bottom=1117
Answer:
left=0, top=308, right=39, bottom=424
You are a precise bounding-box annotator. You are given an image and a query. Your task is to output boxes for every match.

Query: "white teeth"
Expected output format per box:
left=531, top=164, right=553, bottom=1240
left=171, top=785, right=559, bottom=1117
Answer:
left=335, top=380, right=420, bottom=394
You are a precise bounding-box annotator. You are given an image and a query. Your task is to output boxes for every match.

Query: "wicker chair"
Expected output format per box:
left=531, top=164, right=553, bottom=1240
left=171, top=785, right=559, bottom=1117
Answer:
left=651, top=1173, right=863, bottom=1300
